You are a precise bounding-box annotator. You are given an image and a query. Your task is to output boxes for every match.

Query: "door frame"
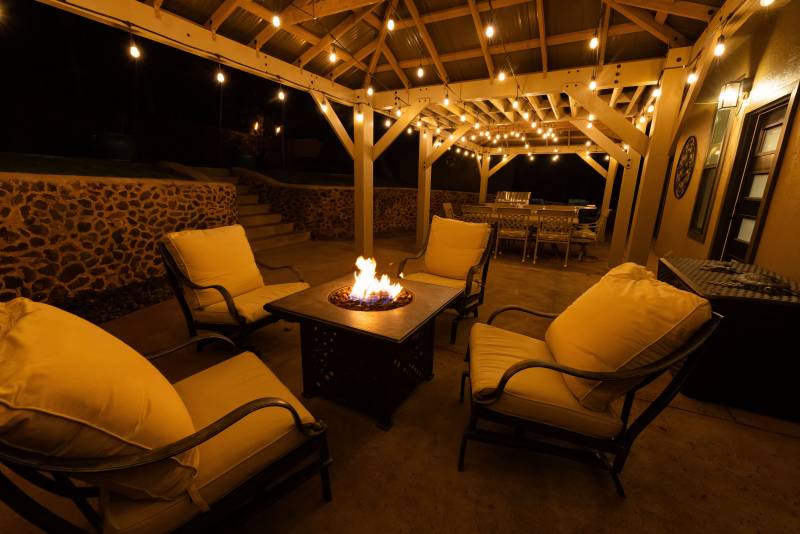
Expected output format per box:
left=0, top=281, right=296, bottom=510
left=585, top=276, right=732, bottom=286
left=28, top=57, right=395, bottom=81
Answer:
left=711, top=81, right=800, bottom=261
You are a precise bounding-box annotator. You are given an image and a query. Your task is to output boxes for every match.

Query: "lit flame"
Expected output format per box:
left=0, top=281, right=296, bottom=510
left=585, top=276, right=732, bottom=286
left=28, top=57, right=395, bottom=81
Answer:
left=349, top=256, right=403, bottom=305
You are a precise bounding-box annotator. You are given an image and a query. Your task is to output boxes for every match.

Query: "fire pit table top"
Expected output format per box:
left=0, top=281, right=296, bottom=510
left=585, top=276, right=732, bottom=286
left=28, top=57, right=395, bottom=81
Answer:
left=264, top=275, right=462, bottom=343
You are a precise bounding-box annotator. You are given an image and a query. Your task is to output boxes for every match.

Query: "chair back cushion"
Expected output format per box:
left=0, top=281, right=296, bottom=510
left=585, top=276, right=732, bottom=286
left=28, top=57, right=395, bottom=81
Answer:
left=0, top=298, right=200, bottom=500
left=545, top=263, right=711, bottom=411
left=424, top=215, right=491, bottom=279
left=163, top=224, right=263, bottom=308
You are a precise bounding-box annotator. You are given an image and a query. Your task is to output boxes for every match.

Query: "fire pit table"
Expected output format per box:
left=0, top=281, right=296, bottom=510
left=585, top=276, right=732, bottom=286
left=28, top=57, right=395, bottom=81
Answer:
left=264, top=274, right=462, bottom=429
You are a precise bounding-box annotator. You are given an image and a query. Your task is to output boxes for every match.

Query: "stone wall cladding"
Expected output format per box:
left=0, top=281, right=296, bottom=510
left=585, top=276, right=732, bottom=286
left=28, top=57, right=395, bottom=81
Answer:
left=234, top=168, right=479, bottom=240
left=0, top=173, right=236, bottom=322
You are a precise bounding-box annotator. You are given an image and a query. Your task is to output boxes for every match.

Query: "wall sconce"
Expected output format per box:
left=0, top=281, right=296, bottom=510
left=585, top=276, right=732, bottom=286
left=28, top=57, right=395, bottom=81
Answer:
left=718, top=78, right=753, bottom=109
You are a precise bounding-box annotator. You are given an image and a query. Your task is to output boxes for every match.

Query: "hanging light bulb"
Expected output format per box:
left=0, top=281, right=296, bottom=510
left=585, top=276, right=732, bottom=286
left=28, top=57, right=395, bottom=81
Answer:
left=253, top=121, right=260, bottom=132
left=367, top=86, right=374, bottom=96
left=416, top=120, right=422, bottom=127
left=687, top=70, right=698, bottom=84
left=216, top=70, right=226, bottom=84
left=585, top=140, right=591, bottom=146
left=417, top=66, right=424, bottom=78
left=129, top=43, right=141, bottom=59
left=460, top=114, right=466, bottom=122
left=471, top=134, right=476, bottom=140
left=407, top=127, right=413, bottom=134
left=275, top=125, right=282, bottom=134
left=529, top=155, right=534, bottom=161
left=456, top=147, right=461, bottom=153
left=532, top=121, right=538, bottom=129
left=387, top=18, right=395, bottom=31
left=395, top=108, right=402, bottom=117
left=498, top=71, right=506, bottom=82
left=356, top=110, right=364, bottom=123
left=652, top=87, right=662, bottom=98
left=537, top=127, right=543, bottom=134
left=385, top=118, right=391, bottom=127
left=474, top=122, right=480, bottom=129
left=760, top=0, right=775, bottom=5
left=272, top=14, right=281, bottom=27
left=552, top=154, right=559, bottom=161
left=444, top=94, right=450, bottom=106
left=588, top=114, right=595, bottom=121
left=714, top=36, right=726, bottom=56
left=589, top=78, right=598, bottom=91
left=449, top=134, right=454, bottom=140
left=485, top=24, right=495, bottom=38
left=523, top=111, right=529, bottom=120
left=587, top=122, right=593, bottom=129
left=436, top=127, right=441, bottom=134
left=512, top=100, right=519, bottom=109
left=329, top=47, right=337, bottom=63
left=278, top=88, right=285, bottom=100
left=604, top=155, right=610, bottom=161
left=320, top=100, right=328, bottom=113
left=647, top=104, right=655, bottom=113
left=552, top=136, right=558, bottom=142
left=639, top=115, right=647, bottom=124
left=589, top=35, right=599, bottom=49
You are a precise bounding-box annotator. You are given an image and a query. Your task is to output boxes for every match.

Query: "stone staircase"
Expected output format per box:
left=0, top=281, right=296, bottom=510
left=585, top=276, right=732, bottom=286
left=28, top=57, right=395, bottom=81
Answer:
left=190, top=167, right=310, bottom=251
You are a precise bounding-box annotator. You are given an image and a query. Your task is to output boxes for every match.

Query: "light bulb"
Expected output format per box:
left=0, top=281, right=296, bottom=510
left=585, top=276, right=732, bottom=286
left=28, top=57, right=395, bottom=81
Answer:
left=529, top=155, right=534, bottom=161
left=385, top=118, right=391, bottom=127
left=760, top=0, right=775, bottom=5
left=589, top=36, right=599, bottom=49
left=588, top=114, right=595, bottom=121
left=407, top=127, right=413, bottom=134
left=216, top=71, right=225, bottom=84
left=552, top=154, right=559, bottom=161
left=589, top=79, right=597, bottom=91
left=329, top=49, right=337, bottom=63
left=532, top=121, right=537, bottom=129
left=647, top=104, right=655, bottom=113
left=395, top=109, right=402, bottom=117
left=687, top=71, right=698, bottom=84
left=278, top=89, right=285, bottom=100
left=449, top=134, right=454, bottom=140
left=272, top=15, right=280, bottom=27
left=320, top=102, right=328, bottom=113
left=253, top=121, right=260, bottom=132
left=460, top=114, right=466, bottom=122
left=523, top=111, right=529, bottom=120
left=623, top=143, right=630, bottom=151
left=474, top=122, right=480, bottom=129
left=436, top=127, right=441, bottom=134
left=129, top=44, right=141, bottom=59
left=275, top=126, right=282, bottom=134
left=585, top=140, right=591, bottom=146
left=471, top=134, right=476, bottom=140
left=552, top=136, right=558, bottom=142
left=355, top=111, right=364, bottom=123
left=498, top=71, right=506, bottom=82
left=537, top=127, right=543, bottom=134
left=485, top=24, right=495, bottom=38
left=714, top=36, right=725, bottom=56
left=512, top=100, right=519, bottom=109
left=639, top=116, right=646, bottom=124
left=587, top=122, right=593, bottom=128
left=604, top=155, right=610, bottom=161
left=367, top=86, right=374, bottom=96
left=652, top=87, right=662, bottom=98
left=416, top=120, right=422, bottom=127
left=387, top=18, right=395, bottom=31
left=417, top=66, right=424, bottom=78
left=456, top=147, right=461, bottom=153
left=444, top=96, right=450, bottom=106
left=548, top=127, right=553, bottom=133
left=524, top=143, right=529, bottom=148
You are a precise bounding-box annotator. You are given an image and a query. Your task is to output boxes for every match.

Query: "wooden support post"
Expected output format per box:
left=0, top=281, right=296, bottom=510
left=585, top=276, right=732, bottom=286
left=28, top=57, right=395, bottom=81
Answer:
left=601, top=158, right=619, bottom=216
left=624, top=50, right=685, bottom=264
left=608, top=152, right=641, bottom=266
left=487, top=154, right=517, bottom=178
left=582, top=154, right=608, bottom=178
left=354, top=106, right=374, bottom=257
left=373, top=101, right=428, bottom=160
left=478, top=156, right=490, bottom=203
left=416, top=129, right=433, bottom=249
left=311, top=92, right=354, bottom=158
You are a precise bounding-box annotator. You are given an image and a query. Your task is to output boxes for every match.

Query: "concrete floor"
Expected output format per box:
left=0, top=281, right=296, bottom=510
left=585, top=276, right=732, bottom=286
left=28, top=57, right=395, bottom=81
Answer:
left=3, top=236, right=799, bottom=533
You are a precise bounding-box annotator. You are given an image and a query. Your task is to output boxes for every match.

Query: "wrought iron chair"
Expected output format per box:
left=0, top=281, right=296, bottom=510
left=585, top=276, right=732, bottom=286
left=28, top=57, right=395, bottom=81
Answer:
left=531, top=210, right=576, bottom=267
left=460, top=205, right=495, bottom=225
left=399, top=215, right=494, bottom=344
left=159, top=224, right=309, bottom=349
left=0, top=298, right=332, bottom=533
left=494, top=207, right=535, bottom=262
left=442, top=202, right=456, bottom=218
left=571, top=211, right=608, bottom=261
left=457, top=264, right=721, bottom=497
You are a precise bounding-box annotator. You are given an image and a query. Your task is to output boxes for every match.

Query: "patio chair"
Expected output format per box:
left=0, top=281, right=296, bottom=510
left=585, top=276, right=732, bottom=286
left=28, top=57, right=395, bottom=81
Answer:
left=460, top=205, right=495, bottom=225
left=0, top=298, right=332, bottom=533
left=531, top=210, right=575, bottom=267
left=398, top=215, right=494, bottom=344
left=159, top=224, right=309, bottom=348
left=442, top=202, right=455, bottom=218
left=494, top=207, right=534, bottom=262
left=457, top=263, right=721, bottom=497
left=571, top=211, right=608, bottom=261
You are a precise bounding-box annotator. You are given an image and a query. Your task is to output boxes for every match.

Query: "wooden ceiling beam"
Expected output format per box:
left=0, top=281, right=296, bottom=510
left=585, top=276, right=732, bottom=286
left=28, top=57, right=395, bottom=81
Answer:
left=547, top=94, right=563, bottom=120
left=206, top=0, right=242, bottom=33
left=390, top=0, right=530, bottom=30
left=364, top=0, right=399, bottom=87
left=490, top=99, right=516, bottom=122
left=250, top=0, right=311, bottom=50
left=598, top=4, right=611, bottom=66
left=403, top=0, right=449, bottom=83
left=279, top=0, right=383, bottom=27
left=605, top=0, right=689, bottom=46
left=297, top=7, right=374, bottom=67
left=609, top=87, right=623, bottom=108
left=526, top=96, right=547, bottom=122
left=614, top=0, right=716, bottom=22
left=535, top=0, right=548, bottom=73
left=625, top=85, right=646, bottom=115
left=330, top=41, right=376, bottom=80
left=467, top=0, right=495, bottom=78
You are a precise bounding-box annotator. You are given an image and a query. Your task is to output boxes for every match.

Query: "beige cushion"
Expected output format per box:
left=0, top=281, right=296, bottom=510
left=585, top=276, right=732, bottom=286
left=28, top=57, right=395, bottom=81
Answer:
left=193, top=282, right=310, bottom=325
left=163, top=225, right=263, bottom=309
left=104, top=353, right=315, bottom=534
left=403, top=272, right=479, bottom=295
left=545, top=264, right=711, bottom=411
left=424, top=215, right=490, bottom=280
left=470, top=323, right=622, bottom=438
left=0, top=298, right=198, bottom=501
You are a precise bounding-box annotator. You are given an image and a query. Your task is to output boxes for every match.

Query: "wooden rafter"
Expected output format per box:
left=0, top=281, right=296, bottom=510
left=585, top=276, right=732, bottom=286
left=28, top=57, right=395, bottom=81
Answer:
left=490, top=99, right=515, bottom=123
left=568, top=95, right=579, bottom=118
left=526, top=96, right=547, bottom=122
left=547, top=94, right=562, bottom=120
left=614, top=0, right=716, bottom=22
left=331, top=41, right=376, bottom=80
left=391, top=0, right=530, bottom=31
left=403, top=0, right=449, bottom=83
left=364, top=0, right=399, bottom=87
left=609, top=87, right=623, bottom=108
left=598, top=4, right=611, bottom=66
left=467, top=0, right=495, bottom=78
left=605, top=0, right=689, bottom=46
left=250, top=0, right=310, bottom=50
left=625, top=85, right=646, bottom=115
left=535, top=0, right=548, bottom=73
left=206, top=0, right=241, bottom=32
left=278, top=0, right=383, bottom=27
left=297, top=7, right=374, bottom=67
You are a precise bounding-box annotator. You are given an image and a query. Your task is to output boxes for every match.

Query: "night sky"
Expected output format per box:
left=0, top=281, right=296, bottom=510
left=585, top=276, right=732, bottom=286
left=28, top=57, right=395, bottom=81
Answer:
left=0, top=0, right=611, bottom=202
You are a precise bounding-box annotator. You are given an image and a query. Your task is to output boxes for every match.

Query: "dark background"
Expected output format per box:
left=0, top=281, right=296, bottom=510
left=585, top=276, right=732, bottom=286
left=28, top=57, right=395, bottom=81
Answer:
left=0, top=0, right=613, bottom=204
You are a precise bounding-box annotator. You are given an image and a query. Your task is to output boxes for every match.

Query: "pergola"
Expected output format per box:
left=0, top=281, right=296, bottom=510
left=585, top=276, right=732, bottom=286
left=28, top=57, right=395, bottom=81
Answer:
left=38, top=0, right=764, bottom=265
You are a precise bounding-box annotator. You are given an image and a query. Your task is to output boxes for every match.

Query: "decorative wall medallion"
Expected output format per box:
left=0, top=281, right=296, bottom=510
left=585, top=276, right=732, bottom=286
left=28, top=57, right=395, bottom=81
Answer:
left=674, top=135, right=697, bottom=199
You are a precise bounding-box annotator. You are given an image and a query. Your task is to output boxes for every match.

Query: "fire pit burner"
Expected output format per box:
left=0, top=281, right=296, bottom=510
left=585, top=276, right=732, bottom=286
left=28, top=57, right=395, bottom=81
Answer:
left=328, top=286, right=414, bottom=311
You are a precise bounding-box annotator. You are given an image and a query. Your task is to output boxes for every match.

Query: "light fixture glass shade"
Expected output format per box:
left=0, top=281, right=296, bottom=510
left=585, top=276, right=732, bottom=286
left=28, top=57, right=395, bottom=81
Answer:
left=718, top=81, right=742, bottom=109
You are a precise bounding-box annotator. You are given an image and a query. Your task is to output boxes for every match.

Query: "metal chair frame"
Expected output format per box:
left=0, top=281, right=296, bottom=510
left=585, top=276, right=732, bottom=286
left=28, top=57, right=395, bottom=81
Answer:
left=460, top=205, right=495, bottom=225
left=398, top=225, right=496, bottom=344
left=0, top=334, right=332, bottom=533
left=532, top=211, right=575, bottom=267
left=494, top=207, right=535, bottom=262
left=457, top=306, right=722, bottom=497
left=442, top=202, right=455, bottom=218
left=158, top=241, right=305, bottom=349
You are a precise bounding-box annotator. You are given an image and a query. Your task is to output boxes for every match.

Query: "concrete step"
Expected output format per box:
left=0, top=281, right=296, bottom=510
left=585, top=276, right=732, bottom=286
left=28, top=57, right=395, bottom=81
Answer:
left=239, top=213, right=282, bottom=226
left=238, top=203, right=271, bottom=216
left=249, top=231, right=311, bottom=252
left=245, top=222, right=295, bottom=240
left=235, top=185, right=250, bottom=195
left=237, top=194, right=260, bottom=205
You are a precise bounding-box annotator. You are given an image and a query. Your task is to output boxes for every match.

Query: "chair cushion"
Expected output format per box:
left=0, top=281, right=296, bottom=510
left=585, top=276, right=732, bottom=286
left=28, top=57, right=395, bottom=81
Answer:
left=424, top=215, right=490, bottom=280
left=193, top=282, right=310, bottom=325
left=469, top=323, right=622, bottom=438
left=163, top=225, right=264, bottom=309
left=103, top=353, right=315, bottom=534
left=545, top=263, right=711, bottom=411
left=0, top=298, right=198, bottom=501
left=403, top=272, right=479, bottom=294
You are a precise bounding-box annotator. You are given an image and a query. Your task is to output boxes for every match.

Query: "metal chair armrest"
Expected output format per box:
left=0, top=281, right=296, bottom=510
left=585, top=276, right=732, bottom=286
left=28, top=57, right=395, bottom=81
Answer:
left=487, top=305, right=560, bottom=324
left=255, top=260, right=305, bottom=283
left=144, top=333, right=237, bottom=361
left=0, top=398, right=326, bottom=474
left=398, top=250, right=426, bottom=277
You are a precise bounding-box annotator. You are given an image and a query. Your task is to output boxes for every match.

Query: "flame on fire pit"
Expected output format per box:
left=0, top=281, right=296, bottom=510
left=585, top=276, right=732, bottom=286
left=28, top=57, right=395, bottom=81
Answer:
left=350, top=256, right=402, bottom=305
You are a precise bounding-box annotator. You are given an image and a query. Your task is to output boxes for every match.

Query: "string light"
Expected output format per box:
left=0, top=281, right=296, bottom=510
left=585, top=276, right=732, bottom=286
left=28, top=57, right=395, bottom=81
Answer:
left=278, top=88, right=286, bottom=100
left=320, top=100, right=328, bottom=113
left=714, top=36, right=726, bottom=56
left=589, top=35, right=599, bottom=49
left=523, top=111, right=529, bottom=120
left=355, top=109, right=364, bottom=123
left=589, top=78, right=598, bottom=91
left=436, top=127, right=441, bottom=134
left=387, top=18, right=395, bottom=31
left=588, top=114, right=595, bottom=121
left=531, top=121, right=538, bottom=129
left=512, top=100, right=519, bottom=109
left=485, top=24, right=495, bottom=38
left=604, top=155, right=610, bottom=161
left=552, top=154, right=559, bottom=161
left=385, top=118, right=391, bottom=127
left=417, top=66, right=424, bottom=78
left=474, top=122, right=480, bottom=129
left=587, top=122, right=593, bottom=129
left=536, top=127, right=543, bottom=134
left=395, top=108, right=402, bottom=117
left=272, top=15, right=281, bottom=27
left=253, top=121, right=260, bottom=132
left=416, top=120, right=422, bottom=127
left=585, top=140, right=591, bottom=146
left=647, top=104, right=655, bottom=113
left=652, top=87, right=662, bottom=98
left=216, top=70, right=225, bottom=84
left=687, top=70, right=698, bottom=84
left=367, top=86, right=374, bottom=96
left=498, top=71, right=506, bottom=82
left=760, top=0, right=775, bottom=5
left=275, top=126, right=282, bottom=134
left=460, top=114, right=466, bottom=122
left=639, top=116, right=647, bottom=124
left=407, top=127, right=413, bottom=134
left=329, top=46, right=337, bottom=63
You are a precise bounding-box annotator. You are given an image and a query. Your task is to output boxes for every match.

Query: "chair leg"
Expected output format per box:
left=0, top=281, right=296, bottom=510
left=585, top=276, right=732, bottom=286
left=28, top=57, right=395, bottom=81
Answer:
left=563, top=242, right=569, bottom=267
left=472, top=307, right=479, bottom=318
left=521, top=237, right=528, bottom=263
left=457, top=412, right=478, bottom=471
left=459, top=370, right=469, bottom=402
left=610, top=471, right=626, bottom=498
left=532, top=238, right=539, bottom=264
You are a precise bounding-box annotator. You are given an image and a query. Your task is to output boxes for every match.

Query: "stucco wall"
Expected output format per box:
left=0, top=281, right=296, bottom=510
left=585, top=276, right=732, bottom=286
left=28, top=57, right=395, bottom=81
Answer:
left=655, top=1, right=800, bottom=280
left=0, top=173, right=237, bottom=322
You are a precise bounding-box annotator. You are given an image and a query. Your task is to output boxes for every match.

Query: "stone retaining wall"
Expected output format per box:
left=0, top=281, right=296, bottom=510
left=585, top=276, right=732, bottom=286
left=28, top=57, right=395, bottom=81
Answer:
left=234, top=168, right=479, bottom=240
left=0, top=173, right=236, bottom=322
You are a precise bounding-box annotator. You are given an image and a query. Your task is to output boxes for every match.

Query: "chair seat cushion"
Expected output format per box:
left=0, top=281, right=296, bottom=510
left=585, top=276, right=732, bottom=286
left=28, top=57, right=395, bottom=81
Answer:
left=545, top=262, right=711, bottom=411
left=424, top=215, right=491, bottom=279
left=193, top=282, right=310, bottom=325
left=103, top=353, right=315, bottom=534
left=0, top=298, right=198, bottom=501
left=403, top=272, right=478, bottom=294
left=499, top=228, right=529, bottom=238
left=469, top=323, right=622, bottom=439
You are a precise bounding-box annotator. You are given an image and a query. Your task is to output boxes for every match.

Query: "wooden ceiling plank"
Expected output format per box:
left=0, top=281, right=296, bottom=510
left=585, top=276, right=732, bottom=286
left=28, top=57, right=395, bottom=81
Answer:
left=330, top=41, right=376, bottom=80
left=364, top=0, right=399, bottom=87
left=297, top=6, right=374, bottom=67
left=598, top=4, right=611, bottom=66
left=403, top=0, right=449, bottom=83
left=467, top=0, right=495, bottom=78
left=535, top=0, right=548, bottom=73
